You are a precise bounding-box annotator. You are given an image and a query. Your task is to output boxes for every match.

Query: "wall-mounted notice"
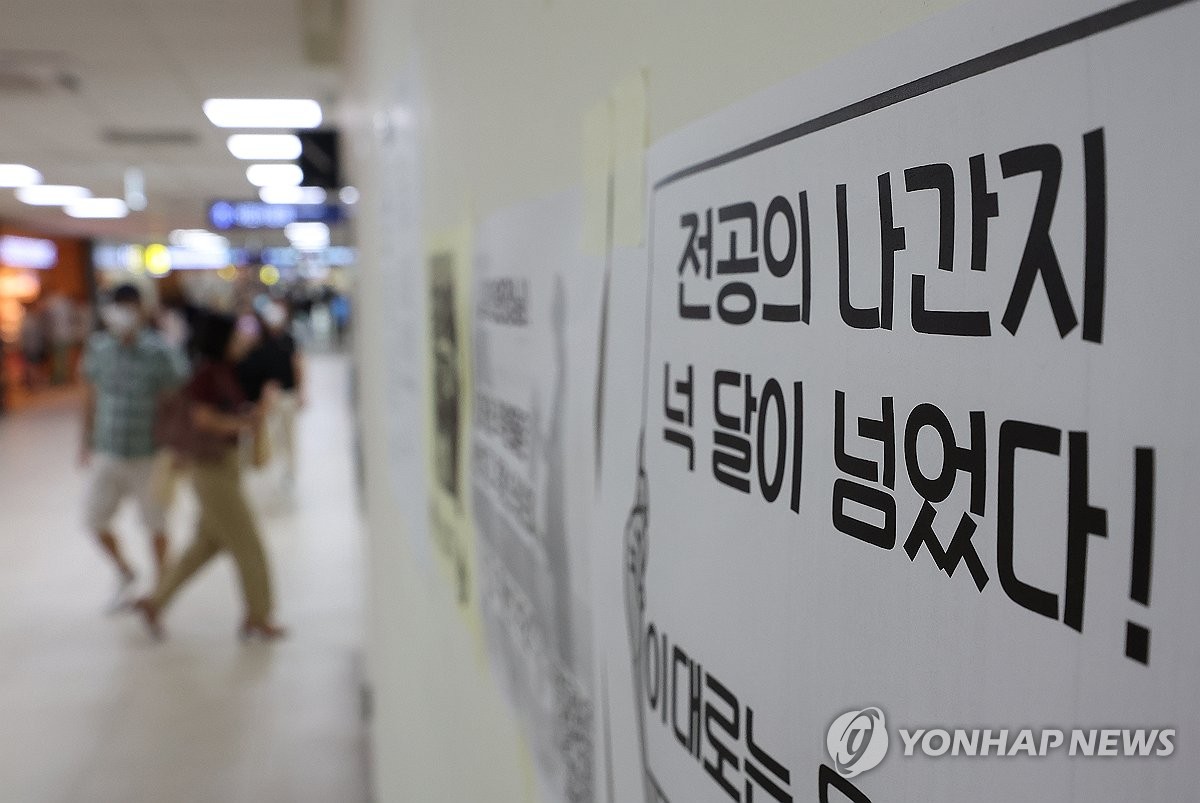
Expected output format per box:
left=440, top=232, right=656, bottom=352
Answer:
left=472, top=190, right=604, bottom=803
left=426, top=223, right=477, bottom=620
left=594, top=0, right=1200, bottom=801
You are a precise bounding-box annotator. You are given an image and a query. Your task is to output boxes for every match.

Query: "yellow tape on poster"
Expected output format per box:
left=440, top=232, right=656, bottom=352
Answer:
left=424, top=222, right=480, bottom=636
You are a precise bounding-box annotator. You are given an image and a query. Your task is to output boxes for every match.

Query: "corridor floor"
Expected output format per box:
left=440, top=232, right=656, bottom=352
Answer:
left=0, top=353, right=370, bottom=803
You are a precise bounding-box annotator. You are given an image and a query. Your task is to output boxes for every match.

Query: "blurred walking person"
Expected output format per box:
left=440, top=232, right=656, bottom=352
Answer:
left=80, top=285, right=187, bottom=609
left=135, top=312, right=286, bottom=641
left=238, top=301, right=305, bottom=502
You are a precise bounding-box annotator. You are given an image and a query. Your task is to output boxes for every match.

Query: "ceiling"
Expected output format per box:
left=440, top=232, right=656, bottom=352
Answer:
left=0, top=0, right=345, bottom=244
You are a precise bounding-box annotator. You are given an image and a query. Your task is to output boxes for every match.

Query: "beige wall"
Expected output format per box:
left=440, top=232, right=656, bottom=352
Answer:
left=343, top=1, right=966, bottom=800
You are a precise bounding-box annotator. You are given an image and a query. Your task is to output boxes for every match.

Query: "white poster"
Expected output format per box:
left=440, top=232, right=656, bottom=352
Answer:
left=472, top=190, right=605, bottom=803
left=594, top=0, right=1200, bottom=801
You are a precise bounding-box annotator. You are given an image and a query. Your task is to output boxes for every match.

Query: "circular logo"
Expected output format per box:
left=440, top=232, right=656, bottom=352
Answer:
left=827, top=707, right=889, bottom=778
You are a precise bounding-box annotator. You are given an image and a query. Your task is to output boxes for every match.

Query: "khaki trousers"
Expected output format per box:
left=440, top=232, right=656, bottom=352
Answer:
left=270, top=390, right=299, bottom=485
left=152, top=450, right=273, bottom=621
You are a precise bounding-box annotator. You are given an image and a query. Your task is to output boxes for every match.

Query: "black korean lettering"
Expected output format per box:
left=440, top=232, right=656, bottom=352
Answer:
left=789, top=382, right=803, bottom=513
left=997, top=420, right=1061, bottom=620
left=1126, top=447, right=1155, bottom=664
left=906, top=162, right=990, bottom=336
left=832, top=392, right=897, bottom=549
left=762, top=194, right=811, bottom=323
left=834, top=392, right=895, bottom=488
left=877, top=172, right=904, bottom=330
left=717, top=282, right=757, bottom=325
left=837, top=184, right=879, bottom=330
left=671, top=646, right=702, bottom=754
left=763, top=196, right=796, bottom=277
left=744, top=707, right=792, bottom=802
left=904, top=163, right=954, bottom=273
left=679, top=210, right=713, bottom=319
left=903, top=405, right=986, bottom=516
left=756, top=379, right=786, bottom=504
left=833, top=479, right=897, bottom=550
left=969, top=153, right=998, bottom=272
left=716, top=205, right=759, bottom=321
left=999, top=144, right=1079, bottom=337
left=663, top=363, right=696, bottom=471
left=903, top=501, right=989, bottom=591
left=713, top=371, right=756, bottom=494
left=751, top=380, right=803, bottom=513
left=1063, top=431, right=1108, bottom=633
left=703, top=673, right=741, bottom=801
left=679, top=210, right=713, bottom=278
left=713, top=430, right=751, bottom=492
left=717, top=202, right=759, bottom=274
left=1082, top=128, right=1106, bottom=344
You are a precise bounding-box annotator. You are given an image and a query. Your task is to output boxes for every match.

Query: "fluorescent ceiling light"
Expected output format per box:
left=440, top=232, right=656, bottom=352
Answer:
left=203, top=98, right=322, bottom=129
left=16, top=184, right=91, bottom=206
left=259, top=186, right=326, bottom=205
left=227, top=133, right=303, bottom=160
left=246, top=163, right=303, bottom=187
left=284, top=221, right=329, bottom=250
left=65, top=198, right=128, bottom=219
left=0, top=164, right=43, bottom=188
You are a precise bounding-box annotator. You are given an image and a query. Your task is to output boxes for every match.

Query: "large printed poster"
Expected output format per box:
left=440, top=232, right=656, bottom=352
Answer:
left=595, top=0, right=1200, bottom=801
left=472, top=191, right=604, bottom=803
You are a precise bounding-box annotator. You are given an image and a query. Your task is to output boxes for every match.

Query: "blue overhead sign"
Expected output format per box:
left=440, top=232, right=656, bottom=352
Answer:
left=208, top=200, right=345, bottom=230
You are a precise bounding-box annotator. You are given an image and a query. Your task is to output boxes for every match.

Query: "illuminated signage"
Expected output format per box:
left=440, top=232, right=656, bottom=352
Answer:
left=0, top=235, right=57, bottom=269
left=207, top=200, right=345, bottom=230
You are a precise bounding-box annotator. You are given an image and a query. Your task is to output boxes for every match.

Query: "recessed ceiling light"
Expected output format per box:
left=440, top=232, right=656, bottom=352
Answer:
left=16, top=185, right=91, bottom=206
left=65, top=198, right=128, bottom=219
left=0, top=164, right=43, bottom=188
left=246, top=163, right=303, bottom=187
left=227, top=133, right=303, bottom=160
left=203, top=99, right=322, bottom=129
left=259, top=186, right=326, bottom=205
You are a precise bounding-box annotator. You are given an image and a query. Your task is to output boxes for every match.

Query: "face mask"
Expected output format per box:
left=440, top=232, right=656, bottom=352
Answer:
left=102, top=305, right=138, bottom=337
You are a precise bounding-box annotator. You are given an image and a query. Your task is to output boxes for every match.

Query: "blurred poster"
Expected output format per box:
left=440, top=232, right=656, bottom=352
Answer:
left=595, top=1, right=1200, bottom=802
left=426, top=223, right=477, bottom=619
left=471, top=190, right=603, bottom=803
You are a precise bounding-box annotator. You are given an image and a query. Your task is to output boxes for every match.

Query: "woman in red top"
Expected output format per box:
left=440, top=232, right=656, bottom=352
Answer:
left=135, top=313, right=286, bottom=640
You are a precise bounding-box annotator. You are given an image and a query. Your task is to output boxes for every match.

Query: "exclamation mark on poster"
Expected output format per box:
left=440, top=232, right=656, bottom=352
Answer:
left=1125, top=448, right=1155, bottom=665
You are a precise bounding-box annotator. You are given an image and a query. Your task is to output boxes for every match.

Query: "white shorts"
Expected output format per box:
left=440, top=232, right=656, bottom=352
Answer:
left=85, top=453, right=168, bottom=534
